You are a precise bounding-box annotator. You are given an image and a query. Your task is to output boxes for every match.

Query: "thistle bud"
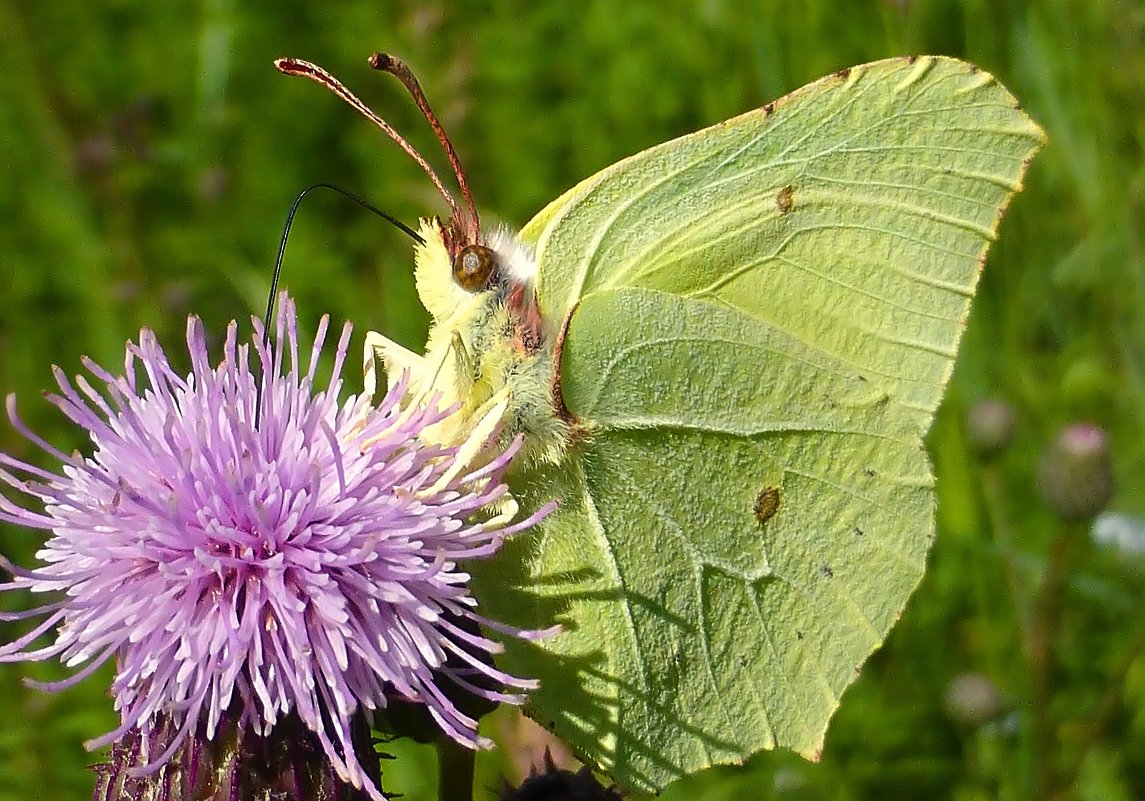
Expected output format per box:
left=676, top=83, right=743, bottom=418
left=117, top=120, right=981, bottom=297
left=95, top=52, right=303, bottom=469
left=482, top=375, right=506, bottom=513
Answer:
left=966, top=398, right=1016, bottom=458
left=772, top=767, right=810, bottom=795
left=943, top=673, right=1004, bottom=727
left=502, top=753, right=620, bottom=801
left=1037, top=423, right=1114, bottom=519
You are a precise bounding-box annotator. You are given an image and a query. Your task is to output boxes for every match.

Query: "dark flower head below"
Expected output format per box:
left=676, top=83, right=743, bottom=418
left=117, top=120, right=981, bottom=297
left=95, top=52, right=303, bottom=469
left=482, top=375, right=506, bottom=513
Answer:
left=0, top=296, right=552, bottom=800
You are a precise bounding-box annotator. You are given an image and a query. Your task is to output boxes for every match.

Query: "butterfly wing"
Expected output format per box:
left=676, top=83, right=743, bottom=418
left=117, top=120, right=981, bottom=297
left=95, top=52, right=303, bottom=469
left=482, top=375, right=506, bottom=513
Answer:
left=478, top=56, right=1044, bottom=791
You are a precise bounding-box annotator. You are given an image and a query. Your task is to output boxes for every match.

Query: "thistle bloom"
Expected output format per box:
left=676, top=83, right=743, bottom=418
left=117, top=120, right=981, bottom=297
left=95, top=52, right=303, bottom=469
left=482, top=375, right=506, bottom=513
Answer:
left=0, top=296, right=551, bottom=800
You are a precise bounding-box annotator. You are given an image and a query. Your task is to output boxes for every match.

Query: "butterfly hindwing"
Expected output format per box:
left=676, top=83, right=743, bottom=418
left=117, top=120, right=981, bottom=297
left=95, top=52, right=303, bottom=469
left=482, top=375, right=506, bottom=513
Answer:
left=553, top=286, right=932, bottom=786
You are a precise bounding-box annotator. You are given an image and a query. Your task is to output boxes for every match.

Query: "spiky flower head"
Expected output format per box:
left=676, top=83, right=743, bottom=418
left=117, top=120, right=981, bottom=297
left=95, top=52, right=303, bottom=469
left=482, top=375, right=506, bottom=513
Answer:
left=0, top=296, right=551, bottom=800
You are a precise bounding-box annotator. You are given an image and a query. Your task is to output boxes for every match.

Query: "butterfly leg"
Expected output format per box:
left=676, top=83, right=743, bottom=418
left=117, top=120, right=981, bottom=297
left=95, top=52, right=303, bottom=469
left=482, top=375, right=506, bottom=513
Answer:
left=363, top=330, right=429, bottom=398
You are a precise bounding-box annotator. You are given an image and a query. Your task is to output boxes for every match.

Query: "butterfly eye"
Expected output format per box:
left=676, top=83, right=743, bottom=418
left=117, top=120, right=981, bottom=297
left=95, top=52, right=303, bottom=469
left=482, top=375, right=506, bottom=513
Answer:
left=453, top=244, right=497, bottom=292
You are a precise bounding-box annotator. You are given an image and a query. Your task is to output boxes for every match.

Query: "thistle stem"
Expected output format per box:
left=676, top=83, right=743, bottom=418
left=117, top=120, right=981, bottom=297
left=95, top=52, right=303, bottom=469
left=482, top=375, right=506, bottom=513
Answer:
left=981, top=462, right=1032, bottom=647
left=437, top=739, right=476, bottom=801
left=1028, top=520, right=1083, bottom=799
left=1050, top=580, right=1145, bottom=798
left=980, top=460, right=1036, bottom=799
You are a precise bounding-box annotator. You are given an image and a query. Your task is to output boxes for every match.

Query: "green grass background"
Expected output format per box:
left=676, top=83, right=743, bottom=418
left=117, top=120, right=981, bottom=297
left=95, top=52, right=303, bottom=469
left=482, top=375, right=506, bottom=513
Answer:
left=1, top=1, right=1143, bottom=799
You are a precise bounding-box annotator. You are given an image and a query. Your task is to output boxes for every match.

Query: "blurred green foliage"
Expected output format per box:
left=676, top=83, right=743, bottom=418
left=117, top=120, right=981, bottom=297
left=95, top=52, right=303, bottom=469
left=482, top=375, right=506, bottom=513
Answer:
left=0, top=0, right=1142, bottom=799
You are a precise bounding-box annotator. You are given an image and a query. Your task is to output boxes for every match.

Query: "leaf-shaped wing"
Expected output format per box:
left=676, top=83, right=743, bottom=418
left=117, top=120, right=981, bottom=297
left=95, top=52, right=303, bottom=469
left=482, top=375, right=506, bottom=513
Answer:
left=483, top=56, right=1043, bottom=793
left=522, top=56, right=1045, bottom=427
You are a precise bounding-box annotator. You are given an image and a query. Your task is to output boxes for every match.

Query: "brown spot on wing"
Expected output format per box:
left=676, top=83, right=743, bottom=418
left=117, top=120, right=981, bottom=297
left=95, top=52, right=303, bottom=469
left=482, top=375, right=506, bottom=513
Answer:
left=777, top=184, right=795, bottom=213
left=753, top=486, right=781, bottom=524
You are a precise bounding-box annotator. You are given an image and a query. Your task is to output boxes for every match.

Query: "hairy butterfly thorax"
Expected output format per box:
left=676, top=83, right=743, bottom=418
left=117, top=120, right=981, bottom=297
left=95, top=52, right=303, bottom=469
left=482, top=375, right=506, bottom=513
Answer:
left=276, top=54, right=570, bottom=468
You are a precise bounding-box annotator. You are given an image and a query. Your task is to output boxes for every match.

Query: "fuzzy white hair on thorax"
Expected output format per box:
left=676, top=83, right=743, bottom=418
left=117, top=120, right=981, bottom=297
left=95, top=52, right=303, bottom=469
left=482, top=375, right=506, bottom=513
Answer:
left=486, top=226, right=538, bottom=287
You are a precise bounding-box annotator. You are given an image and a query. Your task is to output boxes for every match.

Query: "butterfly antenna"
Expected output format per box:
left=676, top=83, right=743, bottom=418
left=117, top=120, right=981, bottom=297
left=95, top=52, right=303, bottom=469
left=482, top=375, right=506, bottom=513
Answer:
left=367, top=52, right=481, bottom=244
left=274, top=57, right=461, bottom=222
left=255, top=182, right=424, bottom=428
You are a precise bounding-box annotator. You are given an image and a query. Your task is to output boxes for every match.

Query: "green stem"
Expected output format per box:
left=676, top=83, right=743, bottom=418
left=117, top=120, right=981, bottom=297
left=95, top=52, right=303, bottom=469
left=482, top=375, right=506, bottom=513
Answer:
left=437, top=738, right=476, bottom=801
left=981, top=462, right=1033, bottom=649
left=979, top=460, right=1035, bottom=800
left=1052, top=610, right=1145, bottom=799
left=1028, top=520, right=1084, bottom=799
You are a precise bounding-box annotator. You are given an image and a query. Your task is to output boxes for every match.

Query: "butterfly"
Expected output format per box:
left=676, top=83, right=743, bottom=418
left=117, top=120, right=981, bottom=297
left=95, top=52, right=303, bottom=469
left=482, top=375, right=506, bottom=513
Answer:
left=278, top=54, right=1044, bottom=792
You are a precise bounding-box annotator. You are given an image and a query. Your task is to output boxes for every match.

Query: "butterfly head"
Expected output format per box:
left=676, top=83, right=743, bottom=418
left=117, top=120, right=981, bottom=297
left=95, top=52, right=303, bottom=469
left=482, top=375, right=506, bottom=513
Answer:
left=415, top=217, right=542, bottom=347
left=273, top=54, right=544, bottom=347
left=277, top=54, right=561, bottom=464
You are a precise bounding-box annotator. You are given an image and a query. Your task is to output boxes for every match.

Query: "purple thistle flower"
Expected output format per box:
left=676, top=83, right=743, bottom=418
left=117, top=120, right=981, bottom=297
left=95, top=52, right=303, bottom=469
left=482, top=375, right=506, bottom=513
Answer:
left=0, top=295, right=552, bottom=800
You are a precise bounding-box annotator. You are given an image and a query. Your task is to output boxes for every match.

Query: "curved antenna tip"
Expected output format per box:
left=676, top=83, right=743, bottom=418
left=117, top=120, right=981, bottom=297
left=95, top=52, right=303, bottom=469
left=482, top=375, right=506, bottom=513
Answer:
left=273, top=55, right=461, bottom=222
left=367, top=52, right=394, bottom=70
left=366, top=52, right=481, bottom=244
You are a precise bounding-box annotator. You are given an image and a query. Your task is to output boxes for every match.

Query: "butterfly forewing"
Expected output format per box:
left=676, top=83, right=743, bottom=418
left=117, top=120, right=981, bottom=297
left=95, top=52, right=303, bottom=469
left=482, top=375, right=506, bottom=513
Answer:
left=525, top=56, right=1044, bottom=426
